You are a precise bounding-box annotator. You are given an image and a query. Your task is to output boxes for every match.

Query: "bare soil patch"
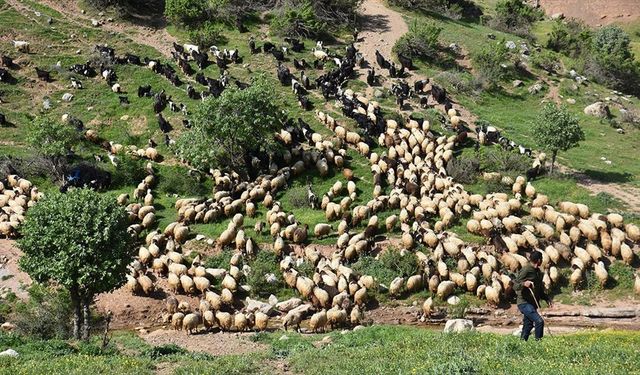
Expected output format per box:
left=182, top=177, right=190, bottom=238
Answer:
left=142, top=328, right=268, bottom=356
left=0, top=240, right=32, bottom=299
left=539, top=0, right=640, bottom=26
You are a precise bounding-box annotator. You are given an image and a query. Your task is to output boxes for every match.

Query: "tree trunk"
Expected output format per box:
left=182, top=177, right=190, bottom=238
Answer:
left=550, top=150, right=557, bottom=174
left=70, top=288, right=81, bottom=340
left=81, top=295, right=92, bottom=341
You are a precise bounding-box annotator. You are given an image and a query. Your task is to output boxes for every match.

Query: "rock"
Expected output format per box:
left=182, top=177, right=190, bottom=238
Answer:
left=245, top=297, right=274, bottom=314
left=487, top=33, right=496, bottom=40
left=566, top=98, right=576, bottom=104
left=447, top=296, right=461, bottom=305
left=62, top=93, right=74, bottom=102
left=276, top=298, right=303, bottom=312
left=505, top=41, right=516, bottom=49
left=512, top=80, right=524, bottom=87
left=195, top=234, right=206, bottom=241
left=98, top=11, right=104, bottom=16
left=43, top=98, right=51, bottom=110
left=551, top=12, right=564, bottom=20
left=91, top=19, right=101, bottom=27
left=443, top=319, right=475, bottom=333
left=353, top=325, right=365, bottom=331
left=75, top=49, right=81, bottom=54
left=0, top=349, right=18, bottom=357
left=373, top=89, right=384, bottom=98
left=584, top=102, right=610, bottom=118
left=448, top=43, right=461, bottom=53
left=513, top=325, right=523, bottom=336
left=206, top=239, right=214, bottom=246
left=265, top=273, right=277, bottom=284
left=528, top=83, right=544, bottom=94
left=1, top=322, right=16, bottom=331
left=617, top=128, right=625, bottom=134
left=268, top=294, right=278, bottom=306
left=279, top=335, right=289, bottom=341
left=321, top=336, right=332, bottom=344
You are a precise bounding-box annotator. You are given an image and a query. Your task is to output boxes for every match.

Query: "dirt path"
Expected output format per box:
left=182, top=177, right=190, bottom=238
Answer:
left=0, top=240, right=31, bottom=299
left=356, top=0, right=478, bottom=126
left=142, top=328, right=268, bottom=356
left=576, top=175, right=640, bottom=212
left=539, top=0, right=639, bottom=26
left=6, top=0, right=177, bottom=57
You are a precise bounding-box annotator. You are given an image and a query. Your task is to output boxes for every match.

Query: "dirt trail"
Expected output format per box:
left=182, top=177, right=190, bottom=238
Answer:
left=577, top=176, right=640, bottom=212
left=356, top=0, right=478, bottom=125
left=6, top=0, right=176, bottom=57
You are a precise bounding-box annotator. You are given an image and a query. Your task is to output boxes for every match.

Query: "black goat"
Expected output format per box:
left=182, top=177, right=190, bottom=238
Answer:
left=263, top=42, right=276, bottom=53
left=366, top=68, right=376, bottom=86
left=375, top=50, right=388, bottom=69
left=137, top=85, right=152, bottom=98
left=35, top=67, right=51, bottom=82
left=119, top=96, right=129, bottom=105
left=414, top=79, right=429, bottom=94
left=397, top=53, right=413, bottom=70
left=157, top=114, right=171, bottom=133
left=431, top=84, right=447, bottom=104
left=298, top=93, right=311, bottom=111
left=271, top=49, right=285, bottom=62
left=1, top=55, right=14, bottom=68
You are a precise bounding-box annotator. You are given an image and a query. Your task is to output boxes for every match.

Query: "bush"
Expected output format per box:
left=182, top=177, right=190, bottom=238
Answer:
left=142, top=344, right=187, bottom=359
left=246, top=251, right=286, bottom=298
left=531, top=50, right=561, bottom=73
left=165, top=0, right=207, bottom=25
left=188, top=22, right=225, bottom=49
left=434, top=71, right=481, bottom=95
left=286, top=186, right=308, bottom=209
left=479, top=148, right=531, bottom=175
left=110, top=155, right=146, bottom=188
left=546, top=19, right=592, bottom=58
left=446, top=157, right=479, bottom=184
left=157, top=166, right=210, bottom=197
left=388, top=0, right=482, bottom=20
left=10, top=284, right=73, bottom=340
left=393, top=20, right=442, bottom=61
left=490, top=0, right=542, bottom=37
left=472, top=42, right=509, bottom=89
left=270, top=1, right=325, bottom=38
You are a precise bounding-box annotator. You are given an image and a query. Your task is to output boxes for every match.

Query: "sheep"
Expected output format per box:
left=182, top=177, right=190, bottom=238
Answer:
left=234, top=312, right=249, bottom=332
left=172, top=313, right=185, bottom=330
left=406, top=275, right=423, bottom=292
left=436, top=280, right=455, bottom=299
left=327, top=307, right=347, bottom=330
left=254, top=311, right=270, bottom=331
left=193, top=276, right=210, bottom=294
left=13, top=40, right=30, bottom=53
left=594, top=261, right=609, bottom=288
left=216, top=311, right=234, bottom=332
left=309, top=309, right=327, bottom=333
left=180, top=275, right=196, bottom=294
left=389, top=277, right=404, bottom=296
left=314, top=223, right=332, bottom=239
left=137, top=274, right=154, bottom=295
left=350, top=305, right=364, bottom=325
left=282, top=310, right=303, bottom=331
left=183, top=312, right=201, bottom=334
left=635, top=272, right=640, bottom=295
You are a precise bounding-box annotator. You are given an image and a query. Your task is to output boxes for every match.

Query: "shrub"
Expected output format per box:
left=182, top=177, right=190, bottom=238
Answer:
left=157, top=166, right=210, bottom=197
left=188, top=22, right=225, bottom=49
left=165, top=0, right=207, bottom=25
left=434, top=71, right=481, bottom=95
left=247, top=251, right=286, bottom=298
left=446, top=157, right=479, bottom=184
left=10, top=284, right=73, bottom=340
left=388, top=0, right=482, bottom=20
left=491, top=0, right=543, bottom=37
left=110, top=155, right=146, bottom=188
left=546, top=19, right=592, bottom=58
left=393, top=20, right=442, bottom=61
left=286, top=186, right=308, bottom=209
left=472, top=42, right=509, bottom=89
left=203, top=251, right=233, bottom=270
left=531, top=50, right=561, bottom=73
left=270, top=1, right=325, bottom=38
left=142, top=344, right=187, bottom=359
left=479, top=148, right=531, bottom=175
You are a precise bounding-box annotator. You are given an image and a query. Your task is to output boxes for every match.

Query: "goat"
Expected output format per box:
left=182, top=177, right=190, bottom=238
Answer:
left=414, top=79, right=429, bottom=94
left=307, top=183, right=318, bottom=209
left=366, top=68, right=376, bottom=86
left=137, top=85, right=152, bottom=98
left=70, top=77, right=83, bottom=89
left=157, top=113, right=171, bottom=133
left=119, top=96, right=129, bottom=105
left=35, top=67, right=51, bottom=82
left=397, top=53, right=413, bottom=70
left=375, top=50, right=388, bottom=69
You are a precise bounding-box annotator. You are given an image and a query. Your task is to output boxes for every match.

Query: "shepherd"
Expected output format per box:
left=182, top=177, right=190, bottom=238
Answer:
left=514, top=250, right=552, bottom=341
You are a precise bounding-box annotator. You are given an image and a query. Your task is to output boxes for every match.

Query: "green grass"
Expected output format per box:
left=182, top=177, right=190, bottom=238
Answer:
left=255, top=326, right=640, bottom=375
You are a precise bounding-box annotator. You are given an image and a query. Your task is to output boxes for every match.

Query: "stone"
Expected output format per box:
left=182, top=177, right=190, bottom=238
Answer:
left=0, top=349, right=18, bottom=357
left=279, top=335, right=289, bottom=341
left=43, top=98, right=51, bottom=110
left=448, top=43, right=461, bottom=53
left=566, top=98, right=576, bottom=104
left=551, top=12, right=564, bottom=20
left=373, top=89, right=384, bottom=98
left=265, top=273, right=277, bottom=284
left=120, top=115, right=129, bottom=121
left=512, top=80, right=524, bottom=87
left=268, top=294, right=278, bottom=306
left=321, top=336, right=332, bottom=344
left=584, top=102, right=610, bottom=118
left=62, top=93, right=74, bottom=102
left=206, top=239, right=214, bottom=246
left=513, top=325, right=523, bottom=336
left=195, top=234, right=205, bottom=241
left=505, top=41, right=516, bottom=49
left=276, top=298, right=303, bottom=312
left=91, top=19, right=101, bottom=27
left=443, top=319, right=475, bottom=333
left=447, top=296, right=461, bottom=305
left=245, top=297, right=274, bottom=314
left=1, top=322, right=15, bottom=331
left=353, top=325, right=365, bottom=331
left=528, top=83, right=544, bottom=94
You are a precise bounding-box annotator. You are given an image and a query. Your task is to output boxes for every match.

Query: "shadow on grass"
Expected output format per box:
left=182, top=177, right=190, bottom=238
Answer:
left=581, top=169, right=633, bottom=184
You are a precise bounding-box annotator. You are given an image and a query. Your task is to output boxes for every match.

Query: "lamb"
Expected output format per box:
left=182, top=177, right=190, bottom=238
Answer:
left=309, top=309, right=327, bottom=333
left=13, top=41, right=30, bottom=53
left=172, top=312, right=184, bottom=330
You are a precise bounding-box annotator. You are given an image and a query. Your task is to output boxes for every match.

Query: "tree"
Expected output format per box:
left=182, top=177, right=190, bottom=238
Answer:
left=18, top=189, right=132, bottom=340
left=586, top=25, right=639, bottom=94
left=26, top=117, right=78, bottom=181
left=534, top=104, right=585, bottom=173
left=393, top=20, right=442, bottom=60
left=164, top=0, right=208, bottom=25
left=175, top=75, right=284, bottom=178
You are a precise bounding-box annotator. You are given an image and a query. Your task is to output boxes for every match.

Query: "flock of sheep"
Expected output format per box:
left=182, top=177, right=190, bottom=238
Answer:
left=2, top=21, right=640, bottom=336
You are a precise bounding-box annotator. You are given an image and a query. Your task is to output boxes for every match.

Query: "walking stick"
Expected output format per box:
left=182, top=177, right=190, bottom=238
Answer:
left=527, top=286, right=553, bottom=337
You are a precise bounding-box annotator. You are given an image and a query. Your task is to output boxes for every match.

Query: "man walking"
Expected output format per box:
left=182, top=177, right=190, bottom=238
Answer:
left=514, top=250, right=552, bottom=341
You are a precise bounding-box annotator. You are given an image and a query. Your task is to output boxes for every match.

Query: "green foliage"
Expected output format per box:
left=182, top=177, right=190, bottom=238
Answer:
left=491, top=0, right=543, bottom=36
left=203, top=251, right=233, bottom=270
left=393, top=20, right=442, bottom=60
left=17, top=188, right=132, bottom=297
left=586, top=25, right=640, bottom=94
left=175, top=76, right=284, bottom=177
left=246, top=251, right=285, bottom=298
left=10, top=284, right=73, bottom=340
left=157, top=166, right=210, bottom=197
left=446, top=295, right=470, bottom=318
left=270, top=1, right=325, bottom=38
left=286, top=186, right=308, bottom=209
left=446, top=156, right=479, bottom=184
left=188, top=22, right=225, bottom=49
left=546, top=19, right=592, bottom=58
left=534, top=103, right=585, bottom=171
left=472, top=42, right=509, bottom=89
left=479, top=147, right=531, bottom=176
left=164, top=0, right=207, bottom=25
left=388, top=0, right=482, bottom=20
left=352, top=249, right=419, bottom=286
left=110, top=155, right=146, bottom=188
left=141, top=344, right=187, bottom=359
left=531, top=50, right=561, bottom=73
left=26, top=118, right=78, bottom=159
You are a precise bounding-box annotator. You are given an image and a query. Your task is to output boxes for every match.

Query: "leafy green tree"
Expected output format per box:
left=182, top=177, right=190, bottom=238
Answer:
left=164, top=0, right=207, bottom=25
left=175, top=76, right=283, bottom=177
left=472, top=42, right=509, bottom=89
left=587, top=25, right=639, bottom=94
left=393, top=20, right=442, bottom=60
left=18, top=189, right=132, bottom=340
left=492, top=0, right=542, bottom=35
left=546, top=19, right=592, bottom=58
left=534, top=104, right=585, bottom=173
left=26, top=118, right=78, bottom=180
